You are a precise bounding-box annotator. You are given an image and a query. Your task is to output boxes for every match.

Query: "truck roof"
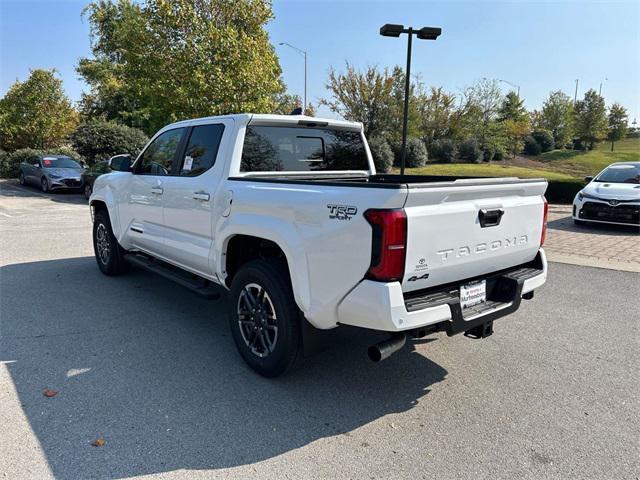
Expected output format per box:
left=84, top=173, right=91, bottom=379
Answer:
left=163, top=113, right=363, bottom=132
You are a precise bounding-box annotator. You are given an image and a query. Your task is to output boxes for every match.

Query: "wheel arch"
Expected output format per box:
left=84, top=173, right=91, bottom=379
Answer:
left=219, top=229, right=310, bottom=315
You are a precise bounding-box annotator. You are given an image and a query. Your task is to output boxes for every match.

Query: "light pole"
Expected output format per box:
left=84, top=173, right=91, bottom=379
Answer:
left=599, top=77, right=608, bottom=96
left=499, top=79, right=520, bottom=98
left=574, top=79, right=579, bottom=103
left=279, top=42, right=307, bottom=111
left=380, top=24, right=441, bottom=176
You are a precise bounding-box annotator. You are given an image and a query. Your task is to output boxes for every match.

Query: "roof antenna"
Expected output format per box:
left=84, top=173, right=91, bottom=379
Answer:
left=289, top=107, right=303, bottom=115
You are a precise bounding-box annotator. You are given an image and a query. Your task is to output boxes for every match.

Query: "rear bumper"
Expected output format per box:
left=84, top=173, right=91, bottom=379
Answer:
left=337, top=249, right=547, bottom=333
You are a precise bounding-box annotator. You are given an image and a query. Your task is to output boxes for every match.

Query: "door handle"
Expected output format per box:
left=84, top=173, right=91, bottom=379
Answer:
left=193, top=191, right=210, bottom=201
left=478, top=208, right=504, bottom=227
left=150, top=187, right=164, bottom=195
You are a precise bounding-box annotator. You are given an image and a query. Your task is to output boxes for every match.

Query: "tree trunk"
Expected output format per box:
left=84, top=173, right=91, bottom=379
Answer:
left=611, top=140, right=614, bottom=152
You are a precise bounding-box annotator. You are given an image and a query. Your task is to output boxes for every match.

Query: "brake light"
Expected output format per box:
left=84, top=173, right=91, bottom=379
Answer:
left=540, top=197, right=548, bottom=246
left=364, top=208, right=407, bottom=282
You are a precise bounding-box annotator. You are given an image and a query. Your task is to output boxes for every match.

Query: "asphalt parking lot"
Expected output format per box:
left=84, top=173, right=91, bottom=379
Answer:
left=1, top=180, right=639, bottom=480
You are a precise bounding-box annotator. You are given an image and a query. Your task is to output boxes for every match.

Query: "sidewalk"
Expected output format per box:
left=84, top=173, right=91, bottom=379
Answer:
left=544, top=204, right=640, bottom=273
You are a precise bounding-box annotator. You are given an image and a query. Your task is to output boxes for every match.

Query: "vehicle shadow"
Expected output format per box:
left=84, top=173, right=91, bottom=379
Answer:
left=1, top=257, right=448, bottom=479
left=547, top=215, right=639, bottom=235
left=0, top=179, right=86, bottom=205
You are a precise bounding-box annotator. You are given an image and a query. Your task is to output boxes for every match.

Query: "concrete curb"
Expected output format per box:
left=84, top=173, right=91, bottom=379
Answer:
left=546, top=252, right=640, bottom=273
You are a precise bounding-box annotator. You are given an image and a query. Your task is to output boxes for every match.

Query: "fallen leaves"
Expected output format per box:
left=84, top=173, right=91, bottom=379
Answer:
left=91, top=439, right=105, bottom=447
left=43, top=389, right=58, bottom=398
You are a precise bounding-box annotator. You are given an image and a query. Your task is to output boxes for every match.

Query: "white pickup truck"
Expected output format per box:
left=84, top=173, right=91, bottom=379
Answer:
left=90, top=114, right=548, bottom=377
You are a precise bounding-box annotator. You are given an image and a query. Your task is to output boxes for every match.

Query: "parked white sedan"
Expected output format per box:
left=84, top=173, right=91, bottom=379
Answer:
left=573, top=162, right=640, bottom=226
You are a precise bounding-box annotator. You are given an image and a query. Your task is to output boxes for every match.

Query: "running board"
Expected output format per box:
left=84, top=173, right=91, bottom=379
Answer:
left=124, top=253, right=221, bottom=299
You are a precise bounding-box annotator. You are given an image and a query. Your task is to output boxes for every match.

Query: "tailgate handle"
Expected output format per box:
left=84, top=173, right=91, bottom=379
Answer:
left=479, top=208, right=504, bottom=227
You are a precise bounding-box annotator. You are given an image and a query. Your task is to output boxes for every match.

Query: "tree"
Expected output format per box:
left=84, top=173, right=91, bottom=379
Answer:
left=540, top=90, right=574, bottom=148
left=78, top=0, right=284, bottom=134
left=271, top=91, right=315, bottom=116
left=607, top=103, right=628, bottom=151
left=415, top=86, right=458, bottom=147
left=523, top=135, right=541, bottom=155
left=498, top=92, right=527, bottom=122
left=457, top=78, right=504, bottom=151
left=574, top=89, right=607, bottom=150
left=321, top=64, right=396, bottom=138
left=70, top=120, right=148, bottom=164
left=0, top=69, right=78, bottom=151
left=498, top=92, right=528, bottom=159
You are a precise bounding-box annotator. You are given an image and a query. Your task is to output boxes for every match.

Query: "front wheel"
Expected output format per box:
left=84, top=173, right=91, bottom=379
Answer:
left=93, top=210, right=129, bottom=275
left=41, top=177, right=48, bottom=193
left=84, top=183, right=92, bottom=200
left=19, top=171, right=26, bottom=186
left=228, top=260, right=300, bottom=377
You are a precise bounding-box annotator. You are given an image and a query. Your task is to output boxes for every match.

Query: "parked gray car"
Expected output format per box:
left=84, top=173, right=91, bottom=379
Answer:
left=19, top=155, right=84, bottom=192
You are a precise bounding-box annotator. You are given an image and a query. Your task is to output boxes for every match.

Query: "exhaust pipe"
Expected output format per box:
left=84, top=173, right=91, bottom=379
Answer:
left=368, top=333, right=407, bottom=362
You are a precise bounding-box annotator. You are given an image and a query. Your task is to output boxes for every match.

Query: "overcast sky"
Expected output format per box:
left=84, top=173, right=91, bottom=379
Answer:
left=1, top=0, right=638, bottom=123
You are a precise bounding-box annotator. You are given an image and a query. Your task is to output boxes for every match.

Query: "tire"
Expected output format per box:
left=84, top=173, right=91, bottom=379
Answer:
left=41, top=177, right=48, bottom=193
left=228, top=259, right=300, bottom=377
left=84, top=183, right=92, bottom=200
left=19, top=171, right=26, bottom=186
left=93, top=210, right=129, bottom=276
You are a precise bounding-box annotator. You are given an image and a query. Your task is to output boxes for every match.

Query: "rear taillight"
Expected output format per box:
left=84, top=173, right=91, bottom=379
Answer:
left=364, top=208, right=407, bottom=282
left=540, top=197, right=548, bottom=246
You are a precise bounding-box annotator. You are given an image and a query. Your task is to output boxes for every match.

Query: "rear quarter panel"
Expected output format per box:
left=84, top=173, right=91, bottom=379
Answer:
left=216, top=179, right=408, bottom=329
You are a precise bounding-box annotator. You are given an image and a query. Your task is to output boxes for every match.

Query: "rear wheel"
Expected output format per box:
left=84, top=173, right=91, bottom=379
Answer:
left=84, top=183, right=92, bottom=200
left=228, top=259, right=300, bottom=377
left=19, top=171, right=26, bottom=186
left=41, top=177, right=48, bottom=193
left=93, top=210, right=129, bottom=275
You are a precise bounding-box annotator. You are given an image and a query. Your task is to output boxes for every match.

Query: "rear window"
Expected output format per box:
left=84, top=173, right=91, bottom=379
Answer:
left=240, top=126, right=369, bottom=172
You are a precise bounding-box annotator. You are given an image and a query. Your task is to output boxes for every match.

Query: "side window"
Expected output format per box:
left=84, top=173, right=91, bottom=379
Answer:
left=179, top=124, right=225, bottom=176
left=136, top=128, right=185, bottom=176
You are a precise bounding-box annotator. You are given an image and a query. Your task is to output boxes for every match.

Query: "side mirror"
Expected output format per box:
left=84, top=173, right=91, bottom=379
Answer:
left=109, top=154, right=131, bottom=172
left=33, top=162, right=40, bottom=168
left=584, top=176, right=593, bottom=183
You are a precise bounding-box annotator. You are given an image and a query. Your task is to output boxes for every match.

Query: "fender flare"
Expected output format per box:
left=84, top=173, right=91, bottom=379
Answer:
left=89, top=187, right=121, bottom=240
left=215, top=214, right=311, bottom=315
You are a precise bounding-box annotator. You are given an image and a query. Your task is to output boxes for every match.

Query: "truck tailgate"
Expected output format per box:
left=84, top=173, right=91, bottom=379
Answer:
left=402, top=178, right=547, bottom=292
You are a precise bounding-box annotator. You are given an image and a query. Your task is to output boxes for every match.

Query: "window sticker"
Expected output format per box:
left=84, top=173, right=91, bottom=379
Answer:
left=183, top=155, right=194, bottom=171
left=43, top=159, right=54, bottom=167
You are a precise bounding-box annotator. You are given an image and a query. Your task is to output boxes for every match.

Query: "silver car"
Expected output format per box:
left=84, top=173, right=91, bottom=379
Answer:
left=19, top=155, right=85, bottom=193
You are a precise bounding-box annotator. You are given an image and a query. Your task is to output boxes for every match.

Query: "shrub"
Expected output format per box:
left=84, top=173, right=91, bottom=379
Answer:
left=458, top=138, right=483, bottom=163
left=0, top=147, right=83, bottom=178
left=545, top=178, right=585, bottom=204
left=70, top=120, right=148, bottom=165
left=392, top=137, right=428, bottom=168
left=482, top=146, right=496, bottom=162
left=531, top=130, right=555, bottom=152
left=523, top=136, right=542, bottom=155
left=367, top=136, right=394, bottom=173
left=430, top=138, right=456, bottom=163
left=572, top=139, right=586, bottom=150
left=493, top=147, right=505, bottom=161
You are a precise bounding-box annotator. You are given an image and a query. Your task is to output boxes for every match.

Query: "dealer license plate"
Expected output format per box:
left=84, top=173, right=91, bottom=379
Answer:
left=460, top=280, right=486, bottom=310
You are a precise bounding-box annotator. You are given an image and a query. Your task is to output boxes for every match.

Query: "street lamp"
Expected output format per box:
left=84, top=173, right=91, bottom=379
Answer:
left=599, top=78, right=608, bottom=97
left=499, top=79, right=520, bottom=98
left=279, top=42, right=307, bottom=111
left=380, top=23, right=442, bottom=175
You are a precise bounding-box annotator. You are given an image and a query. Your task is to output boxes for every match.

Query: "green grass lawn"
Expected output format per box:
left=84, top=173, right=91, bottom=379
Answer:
left=404, top=137, right=639, bottom=181
left=538, top=137, right=640, bottom=177
left=403, top=163, right=576, bottom=181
